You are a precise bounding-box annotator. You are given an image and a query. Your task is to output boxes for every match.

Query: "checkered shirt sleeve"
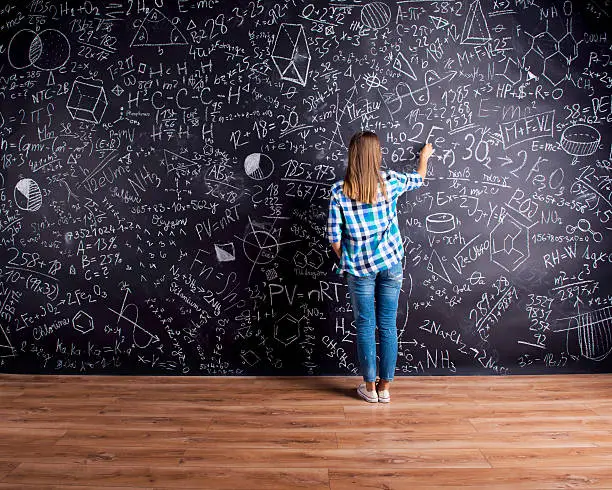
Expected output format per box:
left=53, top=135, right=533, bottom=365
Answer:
left=327, top=191, right=342, bottom=244
left=392, top=170, right=423, bottom=196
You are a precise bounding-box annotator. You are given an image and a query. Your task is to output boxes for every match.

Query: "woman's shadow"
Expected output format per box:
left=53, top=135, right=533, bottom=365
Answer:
left=277, top=376, right=362, bottom=401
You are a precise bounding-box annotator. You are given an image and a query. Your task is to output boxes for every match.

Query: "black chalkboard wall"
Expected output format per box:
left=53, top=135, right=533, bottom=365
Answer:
left=1, top=0, right=611, bottom=376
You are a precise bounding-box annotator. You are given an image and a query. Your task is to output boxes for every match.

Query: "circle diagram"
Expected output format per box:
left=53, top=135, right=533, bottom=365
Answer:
left=8, top=29, right=70, bottom=71
left=14, top=179, right=42, bottom=212
left=560, top=124, right=601, bottom=157
left=8, top=30, right=38, bottom=69
left=244, top=153, right=274, bottom=180
left=243, top=229, right=279, bottom=264
left=361, top=3, right=392, bottom=30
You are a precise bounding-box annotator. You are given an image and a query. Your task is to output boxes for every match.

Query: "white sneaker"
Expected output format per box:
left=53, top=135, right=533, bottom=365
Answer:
left=377, top=389, right=390, bottom=403
left=357, top=383, right=378, bottom=403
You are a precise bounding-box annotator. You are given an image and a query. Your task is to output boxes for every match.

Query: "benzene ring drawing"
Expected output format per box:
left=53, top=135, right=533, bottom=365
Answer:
left=271, top=23, right=311, bottom=86
left=490, top=212, right=530, bottom=272
left=8, top=29, right=71, bottom=71
left=72, top=310, right=94, bottom=334
left=274, top=314, right=301, bottom=346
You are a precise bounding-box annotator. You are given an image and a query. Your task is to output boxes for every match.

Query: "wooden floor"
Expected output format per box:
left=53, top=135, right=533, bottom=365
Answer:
left=0, top=375, right=611, bottom=489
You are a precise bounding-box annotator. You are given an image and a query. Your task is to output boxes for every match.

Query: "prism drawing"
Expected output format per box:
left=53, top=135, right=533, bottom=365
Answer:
left=272, top=23, right=311, bottom=86
left=461, top=0, right=491, bottom=45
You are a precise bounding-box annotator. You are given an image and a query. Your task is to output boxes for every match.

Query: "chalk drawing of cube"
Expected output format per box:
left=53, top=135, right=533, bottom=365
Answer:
left=72, top=310, right=94, bottom=334
left=66, top=80, right=108, bottom=124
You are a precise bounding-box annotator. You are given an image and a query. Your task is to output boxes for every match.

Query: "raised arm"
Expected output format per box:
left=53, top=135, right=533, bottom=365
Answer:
left=416, top=143, right=433, bottom=179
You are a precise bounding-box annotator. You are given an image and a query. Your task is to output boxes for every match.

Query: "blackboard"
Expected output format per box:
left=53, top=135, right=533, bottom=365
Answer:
left=1, top=0, right=611, bottom=375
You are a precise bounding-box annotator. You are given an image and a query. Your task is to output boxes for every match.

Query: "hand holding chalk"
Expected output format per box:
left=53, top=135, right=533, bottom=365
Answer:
left=416, top=143, right=433, bottom=179
left=420, top=143, right=434, bottom=162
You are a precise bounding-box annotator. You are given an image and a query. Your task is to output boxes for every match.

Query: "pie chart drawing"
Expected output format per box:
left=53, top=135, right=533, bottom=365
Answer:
left=244, top=153, right=274, bottom=180
left=14, top=179, right=42, bottom=212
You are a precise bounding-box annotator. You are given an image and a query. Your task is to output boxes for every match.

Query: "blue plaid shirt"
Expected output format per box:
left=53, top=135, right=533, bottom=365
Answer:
left=327, top=170, right=423, bottom=277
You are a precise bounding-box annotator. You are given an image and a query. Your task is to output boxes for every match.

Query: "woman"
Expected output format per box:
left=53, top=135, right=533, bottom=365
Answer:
left=327, top=131, right=432, bottom=403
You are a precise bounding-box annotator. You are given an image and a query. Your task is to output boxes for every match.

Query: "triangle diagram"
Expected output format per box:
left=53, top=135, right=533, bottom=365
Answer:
left=427, top=249, right=451, bottom=284
left=461, top=0, right=491, bottom=45
left=429, top=16, right=449, bottom=30
left=424, top=70, right=442, bottom=86
left=131, top=8, right=188, bottom=47
left=328, top=121, right=345, bottom=148
left=392, top=51, right=417, bottom=81
left=215, top=243, right=236, bottom=262
left=0, top=325, right=15, bottom=357
left=163, top=149, right=198, bottom=174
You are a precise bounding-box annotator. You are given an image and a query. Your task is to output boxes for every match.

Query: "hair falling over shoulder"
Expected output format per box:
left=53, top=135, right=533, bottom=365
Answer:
left=343, top=131, right=387, bottom=205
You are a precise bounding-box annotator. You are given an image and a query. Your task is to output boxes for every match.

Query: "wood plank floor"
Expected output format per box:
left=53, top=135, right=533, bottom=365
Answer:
left=0, top=374, right=611, bottom=489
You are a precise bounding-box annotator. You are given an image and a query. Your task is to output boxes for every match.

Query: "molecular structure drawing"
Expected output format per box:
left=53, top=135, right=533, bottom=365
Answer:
left=522, top=19, right=581, bottom=86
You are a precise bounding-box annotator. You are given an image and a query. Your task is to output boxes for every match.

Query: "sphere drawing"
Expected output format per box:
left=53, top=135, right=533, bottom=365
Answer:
left=361, top=2, right=392, bottom=30
left=14, top=179, right=42, bottom=212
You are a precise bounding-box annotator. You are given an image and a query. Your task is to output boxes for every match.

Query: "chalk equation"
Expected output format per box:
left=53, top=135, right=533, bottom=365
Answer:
left=0, top=0, right=611, bottom=376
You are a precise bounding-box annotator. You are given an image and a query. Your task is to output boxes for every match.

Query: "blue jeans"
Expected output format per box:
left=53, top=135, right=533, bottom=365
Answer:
left=346, top=261, right=403, bottom=383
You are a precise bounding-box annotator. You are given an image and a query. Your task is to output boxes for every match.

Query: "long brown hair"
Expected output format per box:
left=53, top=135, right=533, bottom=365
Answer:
left=343, top=131, right=386, bottom=204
